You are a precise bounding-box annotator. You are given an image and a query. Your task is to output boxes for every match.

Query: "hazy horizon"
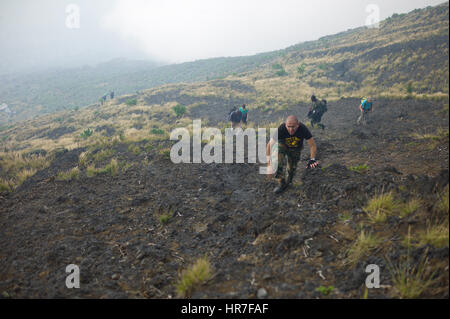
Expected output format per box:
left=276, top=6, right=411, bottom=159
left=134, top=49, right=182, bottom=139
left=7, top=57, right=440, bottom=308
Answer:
left=0, top=0, right=446, bottom=75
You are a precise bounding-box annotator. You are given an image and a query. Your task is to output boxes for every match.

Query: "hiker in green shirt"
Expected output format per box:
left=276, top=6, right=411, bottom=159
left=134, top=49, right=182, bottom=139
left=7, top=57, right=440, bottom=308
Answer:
left=240, top=104, right=249, bottom=126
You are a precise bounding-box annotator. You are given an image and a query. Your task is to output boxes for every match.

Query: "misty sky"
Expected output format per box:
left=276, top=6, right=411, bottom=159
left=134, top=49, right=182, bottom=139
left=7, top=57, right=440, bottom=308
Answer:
left=0, top=0, right=446, bottom=74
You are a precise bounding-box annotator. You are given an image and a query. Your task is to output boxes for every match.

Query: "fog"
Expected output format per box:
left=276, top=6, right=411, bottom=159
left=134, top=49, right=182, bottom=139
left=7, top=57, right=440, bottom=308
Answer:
left=0, top=0, right=445, bottom=75
left=0, top=0, right=151, bottom=74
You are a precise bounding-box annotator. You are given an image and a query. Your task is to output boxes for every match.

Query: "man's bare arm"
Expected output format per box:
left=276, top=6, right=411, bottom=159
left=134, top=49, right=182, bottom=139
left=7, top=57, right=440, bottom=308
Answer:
left=306, top=137, right=317, bottom=159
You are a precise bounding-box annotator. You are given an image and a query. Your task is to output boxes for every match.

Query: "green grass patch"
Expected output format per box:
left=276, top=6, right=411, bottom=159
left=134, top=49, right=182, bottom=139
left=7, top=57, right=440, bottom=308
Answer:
left=125, top=98, right=137, bottom=106
left=150, top=128, right=165, bottom=135
left=315, top=286, right=334, bottom=296
left=159, top=212, right=172, bottom=225
left=275, top=69, right=288, bottom=76
left=173, top=104, right=187, bottom=117
left=297, top=63, right=306, bottom=75
left=349, top=164, right=369, bottom=173
left=80, top=128, right=93, bottom=139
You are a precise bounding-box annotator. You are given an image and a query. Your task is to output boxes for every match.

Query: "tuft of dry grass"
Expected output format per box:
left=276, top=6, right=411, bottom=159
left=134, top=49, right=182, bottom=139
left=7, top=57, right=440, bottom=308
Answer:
left=0, top=151, right=51, bottom=190
left=56, top=167, right=80, bottom=181
left=417, top=222, right=449, bottom=248
left=364, top=192, right=400, bottom=223
left=86, top=158, right=119, bottom=177
left=0, top=178, right=12, bottom=192
left=16, top=168, right=37, bottom=187
left=388, top=229, right=438, bottom=299
left=78, top=151, right=89, bottom=168
left=176, top=256, right=212, bottom=298
left=0, top=152, right=48, bottom=174
left=436, top=185, right=449, bottom=214
left=347, top=230, right=383, bottom=265
left=400, top=198, right=421, bottom=218
left=86, top=164, right=96, bottom=177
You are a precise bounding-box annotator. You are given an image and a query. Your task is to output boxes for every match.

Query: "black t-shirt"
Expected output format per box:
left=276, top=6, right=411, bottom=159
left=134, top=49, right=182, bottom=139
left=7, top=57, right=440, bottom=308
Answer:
left=276, top=123, right=312, bottom=148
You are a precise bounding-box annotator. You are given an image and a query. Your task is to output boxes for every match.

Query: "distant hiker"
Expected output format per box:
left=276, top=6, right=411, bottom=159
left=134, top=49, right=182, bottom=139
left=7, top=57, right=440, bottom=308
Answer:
left=228, top=107, right=242, bottom=129
left=266, top=115, right=319, bottom=194
left=240, top=104, right=249, bottom=125
left=307, top=95, right=327, bottom=130
left=101, top=94, right=107, bottom=105
left=110, top=91, right=115, bottom=99
left=357, top=97, right=373, bottom=125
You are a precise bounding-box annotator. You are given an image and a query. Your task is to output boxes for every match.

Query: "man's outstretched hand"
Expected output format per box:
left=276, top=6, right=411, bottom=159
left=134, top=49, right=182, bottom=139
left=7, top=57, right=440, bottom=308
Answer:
left=306, top=159, right=319, bottom=169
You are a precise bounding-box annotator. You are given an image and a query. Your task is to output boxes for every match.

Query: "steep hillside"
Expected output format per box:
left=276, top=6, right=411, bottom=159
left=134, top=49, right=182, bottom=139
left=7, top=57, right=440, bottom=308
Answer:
left=0, top=96, right=448, bottom=299
left=1, top=3, right=448, bottom=125
left=0, top=53, right=279, bottom=125
left=0, top=2, right=448, bottom=300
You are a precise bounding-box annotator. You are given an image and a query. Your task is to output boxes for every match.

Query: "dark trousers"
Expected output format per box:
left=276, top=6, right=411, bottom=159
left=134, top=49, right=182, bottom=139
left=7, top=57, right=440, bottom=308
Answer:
left=275, top=143, right=302, bottom=184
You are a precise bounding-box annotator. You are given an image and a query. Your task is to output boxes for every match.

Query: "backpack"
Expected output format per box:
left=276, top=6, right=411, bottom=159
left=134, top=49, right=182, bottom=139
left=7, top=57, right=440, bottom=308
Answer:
left=227, top=108, right=236, bottom=121
left=311, top=100, right=327, bottom=116
left=361, top=98, right=372, bottom=110
left=230, top=110, right=242, bottom=122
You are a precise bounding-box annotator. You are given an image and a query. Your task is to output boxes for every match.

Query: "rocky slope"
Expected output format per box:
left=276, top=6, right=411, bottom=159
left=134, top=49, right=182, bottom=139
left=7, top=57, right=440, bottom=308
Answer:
left=0, top=96, right=448, bottom=298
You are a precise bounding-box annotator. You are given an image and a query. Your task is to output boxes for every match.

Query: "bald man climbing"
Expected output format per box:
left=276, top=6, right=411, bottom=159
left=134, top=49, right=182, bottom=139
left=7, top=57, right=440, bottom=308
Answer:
left=266, top=115, right=319, bottom=194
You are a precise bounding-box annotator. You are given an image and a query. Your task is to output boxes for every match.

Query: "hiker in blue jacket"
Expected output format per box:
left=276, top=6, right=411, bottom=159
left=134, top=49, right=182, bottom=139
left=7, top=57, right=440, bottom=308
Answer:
left=357, top=97, right=373, bottom=125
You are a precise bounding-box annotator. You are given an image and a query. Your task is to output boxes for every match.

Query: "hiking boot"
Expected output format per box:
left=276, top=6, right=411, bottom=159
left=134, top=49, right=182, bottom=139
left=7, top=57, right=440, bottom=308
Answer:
left=274, top=181, right=288, bottom=194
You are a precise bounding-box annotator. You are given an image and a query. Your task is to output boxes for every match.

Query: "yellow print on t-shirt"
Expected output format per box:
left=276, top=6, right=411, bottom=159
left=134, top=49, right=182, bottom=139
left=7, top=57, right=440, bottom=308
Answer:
left=284, top=137, right=301, bottom=148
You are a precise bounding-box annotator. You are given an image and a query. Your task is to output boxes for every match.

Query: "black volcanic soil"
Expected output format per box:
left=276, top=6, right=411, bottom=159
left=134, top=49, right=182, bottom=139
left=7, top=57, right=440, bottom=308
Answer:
left=0, top=97, right=448, bottom=299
